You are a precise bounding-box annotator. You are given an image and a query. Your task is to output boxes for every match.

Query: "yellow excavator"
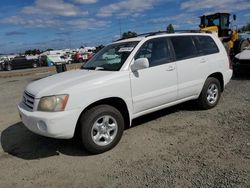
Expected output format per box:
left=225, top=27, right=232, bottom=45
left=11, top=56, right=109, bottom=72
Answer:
left=199, top=12, right=249, bottom=56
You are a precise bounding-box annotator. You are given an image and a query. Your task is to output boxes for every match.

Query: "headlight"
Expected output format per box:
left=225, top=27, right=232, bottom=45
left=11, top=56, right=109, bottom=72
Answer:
left=38, top=94, right=69, bottom=112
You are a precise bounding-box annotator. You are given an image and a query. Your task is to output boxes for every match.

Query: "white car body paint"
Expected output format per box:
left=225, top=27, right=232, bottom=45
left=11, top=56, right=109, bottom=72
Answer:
left=0, top=131, right=2, bottom=151
left=18, top=33, right=232, bottom=139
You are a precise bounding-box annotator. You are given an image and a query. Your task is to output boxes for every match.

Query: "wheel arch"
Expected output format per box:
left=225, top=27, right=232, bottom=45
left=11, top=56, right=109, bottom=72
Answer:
left=207, top=72, right=224, bottom=92
left=74, top=97, right=131, bottom=137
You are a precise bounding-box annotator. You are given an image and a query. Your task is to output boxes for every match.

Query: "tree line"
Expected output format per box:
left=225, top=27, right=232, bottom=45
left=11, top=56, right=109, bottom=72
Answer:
left=239, top=23, right=250, bottom=32
left=23, top=22, right=250, bottom=55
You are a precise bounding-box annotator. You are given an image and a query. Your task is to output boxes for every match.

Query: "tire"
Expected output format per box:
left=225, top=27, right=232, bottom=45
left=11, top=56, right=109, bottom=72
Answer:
left=79, top=105, right=124, bottom=154
left=233, top=66, right=239, bottom=77
left=32, top=62, right=38, bottom=68
left=197, top=77, right=221, bottom=110
left=67, top=60, right=72, bottom=64
left=234, top=39, right=250, bottom=54
left=79, top=59, right=83, bottom=63
left=0, top=64, right=3, bottom=71
left=6, top=64, right=12, bottom=71
left=239, top=39, right=249, bottom=51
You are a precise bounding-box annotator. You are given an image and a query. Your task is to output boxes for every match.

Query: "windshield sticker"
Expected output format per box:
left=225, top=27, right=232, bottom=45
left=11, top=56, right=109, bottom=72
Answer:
left=118, top=47, right=134, bottom=52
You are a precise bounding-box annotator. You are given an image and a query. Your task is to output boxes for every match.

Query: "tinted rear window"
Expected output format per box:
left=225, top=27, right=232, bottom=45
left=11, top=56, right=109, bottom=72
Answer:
left=193, top=36, right=219, bottom=55
left=170, top=36, right=197, bottom=60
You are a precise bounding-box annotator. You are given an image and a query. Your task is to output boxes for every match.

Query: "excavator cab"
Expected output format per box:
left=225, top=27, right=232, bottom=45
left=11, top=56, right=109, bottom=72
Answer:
left=200, top=13, right=231, bottom=37
left=199, top=12, right=249, bottom=55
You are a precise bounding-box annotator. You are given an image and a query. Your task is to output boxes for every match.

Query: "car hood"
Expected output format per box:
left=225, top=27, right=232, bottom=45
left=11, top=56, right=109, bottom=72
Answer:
left=235, top=49, right=250, bottom=60
left=26, top=69, right=114, bottom=98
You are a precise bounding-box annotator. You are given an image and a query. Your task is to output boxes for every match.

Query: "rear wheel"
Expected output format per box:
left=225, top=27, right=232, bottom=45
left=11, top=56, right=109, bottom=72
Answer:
left=32, top=62, right=38, bottom=68
left=197, top=77, right=221, bottom=109
left=80, top=105, right=124, bottom=154
left=6, top=64, right=12, bottom=71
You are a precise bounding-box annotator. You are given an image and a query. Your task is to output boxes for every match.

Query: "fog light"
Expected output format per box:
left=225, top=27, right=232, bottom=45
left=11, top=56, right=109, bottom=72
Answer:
left=37, top=120, right=47, bottom=132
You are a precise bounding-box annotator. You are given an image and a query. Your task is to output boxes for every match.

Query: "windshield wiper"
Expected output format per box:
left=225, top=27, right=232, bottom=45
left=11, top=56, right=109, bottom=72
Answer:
left=95, top=67, right=104, bottom=70
left=81, top=66, right=106, bottom=71
left=81, top=67, right=96, bottom=70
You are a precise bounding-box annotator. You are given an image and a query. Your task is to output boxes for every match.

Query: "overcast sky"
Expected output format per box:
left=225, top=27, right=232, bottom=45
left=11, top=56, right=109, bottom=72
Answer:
left=0, top=0, right=250, bottom=53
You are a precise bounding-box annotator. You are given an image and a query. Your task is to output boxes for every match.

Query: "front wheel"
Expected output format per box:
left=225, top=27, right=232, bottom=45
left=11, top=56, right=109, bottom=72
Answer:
left=32, top=62, right=38, bottom=68
left=80, top=105, right=124, bottom=154
left=6, top=64, right=12, bottom=71
left=197, top=77, right=221, bottom=110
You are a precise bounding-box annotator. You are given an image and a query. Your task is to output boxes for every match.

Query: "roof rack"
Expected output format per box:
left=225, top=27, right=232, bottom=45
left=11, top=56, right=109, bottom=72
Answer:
left=116, top=30, right=212, bottom=41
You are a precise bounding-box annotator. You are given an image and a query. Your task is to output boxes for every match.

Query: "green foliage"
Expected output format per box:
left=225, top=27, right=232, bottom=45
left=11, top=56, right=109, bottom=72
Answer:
left=95, top=45, right=105, bottom=53
left=24, top=49, right=41, bottom=55
left=122, top=31, right=137, bottom=39
left=166, top=24, right=174, bottom=33
left=240, top=23, right=250, bottom=32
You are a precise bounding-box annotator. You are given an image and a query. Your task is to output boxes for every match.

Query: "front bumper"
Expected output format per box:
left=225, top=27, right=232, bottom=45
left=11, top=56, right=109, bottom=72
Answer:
left=18, top=102, right=82, bottom=139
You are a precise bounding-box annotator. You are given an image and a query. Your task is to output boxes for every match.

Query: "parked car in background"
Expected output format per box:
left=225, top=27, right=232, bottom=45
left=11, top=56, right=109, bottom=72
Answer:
left=73, top=52, right=93, bottom=63
left=39, top=55, right=49, bottom=67
left=47, top=54, right=72, bottom=65
left=0, top=56, right=16, bottom=71
left=233, top=46, right=250, bottom=74
left=102, top=49, right=120, bottom=60
left=4, top=55, right=40, bottom=71
left=0, top=58, right=4, bottom=71
left=60, top=55, right=73, bottom=64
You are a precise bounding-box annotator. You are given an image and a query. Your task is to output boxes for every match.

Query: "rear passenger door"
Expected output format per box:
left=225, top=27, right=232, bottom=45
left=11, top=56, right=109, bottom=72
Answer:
left=130, top=37, right=178, bottom=114
left=170, top=36, right=209, bottom=99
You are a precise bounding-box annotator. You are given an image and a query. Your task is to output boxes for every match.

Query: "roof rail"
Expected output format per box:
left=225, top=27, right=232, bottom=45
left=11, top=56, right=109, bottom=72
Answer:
left=116, top=30, right=212, bottom=41
left=143, top=30, right=212, bottom=36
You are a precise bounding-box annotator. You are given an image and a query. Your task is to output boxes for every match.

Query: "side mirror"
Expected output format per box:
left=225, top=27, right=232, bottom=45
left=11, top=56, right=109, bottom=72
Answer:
left=233, top=14, right=236, bottom=21
left=131, top=58, right=149, bottom=72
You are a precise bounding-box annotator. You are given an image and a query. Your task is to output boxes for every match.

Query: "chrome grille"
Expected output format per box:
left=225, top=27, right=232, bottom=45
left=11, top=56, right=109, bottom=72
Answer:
left=23, top=91, right=35, bottom=110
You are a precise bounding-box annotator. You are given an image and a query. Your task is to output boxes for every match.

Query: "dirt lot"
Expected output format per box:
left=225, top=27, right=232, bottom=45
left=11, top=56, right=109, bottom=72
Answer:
left=0, top=72, right=249, bottom=188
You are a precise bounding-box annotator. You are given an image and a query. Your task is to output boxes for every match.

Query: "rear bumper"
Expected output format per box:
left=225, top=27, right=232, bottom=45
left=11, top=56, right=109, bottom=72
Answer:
left=18, top=102, right=81, bottom=139
left=223, top=69, right=233, bottom=86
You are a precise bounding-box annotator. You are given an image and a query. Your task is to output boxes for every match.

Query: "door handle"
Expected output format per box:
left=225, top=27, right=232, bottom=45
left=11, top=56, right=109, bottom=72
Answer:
left=200, top=59, right=206, bottom=63
left=166, top=65, right=175, bottom=71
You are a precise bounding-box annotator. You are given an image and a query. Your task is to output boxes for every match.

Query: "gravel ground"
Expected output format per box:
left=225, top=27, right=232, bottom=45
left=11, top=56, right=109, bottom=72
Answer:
left=0, top=72, right=249, bottom=188
left=0, top=63, right=81, bottom=78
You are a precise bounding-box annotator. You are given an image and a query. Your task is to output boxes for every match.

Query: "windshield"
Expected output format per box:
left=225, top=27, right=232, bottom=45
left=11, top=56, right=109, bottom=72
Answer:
left=81, top=41, right=139, bottom=71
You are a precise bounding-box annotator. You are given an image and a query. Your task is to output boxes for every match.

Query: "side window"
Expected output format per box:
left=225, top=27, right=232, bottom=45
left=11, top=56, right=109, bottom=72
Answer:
left=170, top=36, right=197, bottom=60
left=135, top=38, right=171, bottom=67
left=193, top=36, right=219, bottom=55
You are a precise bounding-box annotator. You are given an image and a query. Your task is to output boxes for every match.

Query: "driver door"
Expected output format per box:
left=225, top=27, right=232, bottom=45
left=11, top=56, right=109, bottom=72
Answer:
left=130, top=37, right=178, bottom=114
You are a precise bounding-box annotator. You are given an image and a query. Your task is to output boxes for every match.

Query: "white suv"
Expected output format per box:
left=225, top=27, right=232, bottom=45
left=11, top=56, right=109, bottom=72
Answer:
left=18, top=32, right=232, bottom=154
